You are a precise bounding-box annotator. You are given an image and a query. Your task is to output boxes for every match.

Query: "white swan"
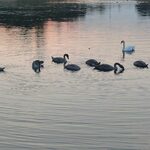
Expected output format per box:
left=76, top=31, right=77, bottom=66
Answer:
left=52, top=54, right=69, bottom=64
left=121, top=40, right=135, bottom=58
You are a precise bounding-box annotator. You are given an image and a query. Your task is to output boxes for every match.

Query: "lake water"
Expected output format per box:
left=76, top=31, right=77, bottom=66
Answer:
left=0, top=0, right=150, bottom=149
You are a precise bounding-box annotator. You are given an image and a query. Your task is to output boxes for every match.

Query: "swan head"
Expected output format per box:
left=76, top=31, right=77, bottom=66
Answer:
left=39, top=60, right=44, bottom=65
left=36, top=60, right=44, bottom=68
left=0, top=67, right=5, bottom=72
left=114, top=62, right=125, bottom=74
left=64, top=54, right=69, bottom=60
left=121, top=40, right=125, bottom=44
left=40, top=61, right=44, bottom=68
left=94, top=62, right=101, bottom=67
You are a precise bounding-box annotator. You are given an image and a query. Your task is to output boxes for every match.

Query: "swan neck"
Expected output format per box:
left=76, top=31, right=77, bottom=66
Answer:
left=114, top=64, right=118, bottom=71
left=64, top=54, right=69, bottom=60
left=122, top=42, right=125, bottom=50
left=114, top=63, right=124, bottom=74
left=64, top=61, right=67, bottom=68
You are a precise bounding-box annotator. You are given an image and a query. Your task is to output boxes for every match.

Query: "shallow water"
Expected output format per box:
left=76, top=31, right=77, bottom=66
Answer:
left=0, top=0, right=150, bottom=149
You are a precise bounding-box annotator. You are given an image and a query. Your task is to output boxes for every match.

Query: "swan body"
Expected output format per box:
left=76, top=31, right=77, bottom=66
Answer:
left=121, top=40, right=135, bottom=58
left=32, top=60, right=44, bottom=73
left=94, top=62, right=124, bottom=73
left=133, top=60, right=148, bottom=68
left=123, top=46, right=135, bottom=52
left=52, top=54, right=69, bottom=64
left=94, top=64, right=114, bottom=72
left=86, top=59, right=100, bottom=67
left=64, top=62, right=80, bottom=71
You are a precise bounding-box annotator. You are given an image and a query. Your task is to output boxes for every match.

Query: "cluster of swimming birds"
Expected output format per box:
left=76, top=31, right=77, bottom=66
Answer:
left=31, top=40, right=148, bottom=74
left=0, top=40, right=147, bottom=73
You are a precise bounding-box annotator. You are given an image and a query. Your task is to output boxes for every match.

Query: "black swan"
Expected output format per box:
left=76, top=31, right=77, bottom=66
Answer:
left=52, top=53, right=69, bottom=64
left=64, top=61, right=80, bottom=72
left=94, top=62, right=124, bottom=74
left=133, top=60, right=148, bottom=68
left=86, top=59, right=100, bottom=67
left=32, top=60, right=44, bottom=73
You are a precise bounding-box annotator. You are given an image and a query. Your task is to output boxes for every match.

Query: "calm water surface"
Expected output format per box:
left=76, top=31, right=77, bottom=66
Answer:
left=0, top=0, right=150, bottom=149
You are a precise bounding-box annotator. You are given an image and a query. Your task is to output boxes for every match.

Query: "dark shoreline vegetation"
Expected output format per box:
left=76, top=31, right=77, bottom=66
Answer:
left=136, top=0, right=150, bottom=16
left=0, top=0, right=105, bottom=28
left=0, top=0, right=149, bottom=28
